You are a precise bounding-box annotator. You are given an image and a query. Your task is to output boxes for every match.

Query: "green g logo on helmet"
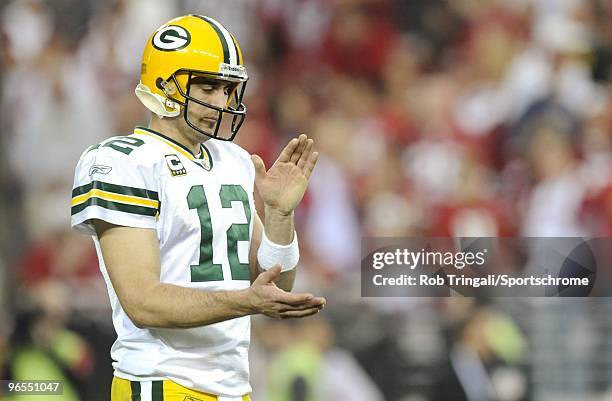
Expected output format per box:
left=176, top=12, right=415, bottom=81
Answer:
left=152, top=26, right=191, bottom=51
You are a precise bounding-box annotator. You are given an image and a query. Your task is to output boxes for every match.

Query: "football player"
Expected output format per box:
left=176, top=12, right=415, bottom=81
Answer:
left=70, top=15, right=325, bottom=401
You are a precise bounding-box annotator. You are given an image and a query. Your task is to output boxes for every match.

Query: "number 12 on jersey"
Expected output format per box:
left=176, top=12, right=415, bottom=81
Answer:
left=187, top=184, right=251, bottom=282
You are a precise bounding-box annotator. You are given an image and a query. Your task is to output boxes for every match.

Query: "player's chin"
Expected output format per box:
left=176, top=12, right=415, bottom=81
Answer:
left=188, top=120, right=216, bottom=139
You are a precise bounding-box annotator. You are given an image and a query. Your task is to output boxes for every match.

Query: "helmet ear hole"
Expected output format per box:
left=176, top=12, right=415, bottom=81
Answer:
left=156, top=78, right=177, bottom=95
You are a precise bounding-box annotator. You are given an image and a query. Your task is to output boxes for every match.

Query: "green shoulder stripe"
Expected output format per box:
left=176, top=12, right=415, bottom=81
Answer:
left=84, top=143, right=101, bottom=155
left=71, top=197, right=158, bottom=217
left=72, top=181, right=158, bottom=201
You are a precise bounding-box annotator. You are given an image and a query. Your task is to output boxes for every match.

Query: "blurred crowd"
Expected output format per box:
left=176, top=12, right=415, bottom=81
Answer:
left=1, top=0, right=612, bottom=400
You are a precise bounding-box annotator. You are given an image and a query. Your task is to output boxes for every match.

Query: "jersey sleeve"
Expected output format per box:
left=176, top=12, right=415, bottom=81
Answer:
left=70, top=144, right=160, bottom=236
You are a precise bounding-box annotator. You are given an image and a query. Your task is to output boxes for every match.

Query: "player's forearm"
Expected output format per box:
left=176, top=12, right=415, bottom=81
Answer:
left=263, top=207, right=294, bottom=244
left=275, top=269, right=296, bottom=291
left=127, top=283, right=253, bottom=329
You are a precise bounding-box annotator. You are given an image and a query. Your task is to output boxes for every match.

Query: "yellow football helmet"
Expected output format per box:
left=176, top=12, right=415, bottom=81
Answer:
left=135, top=14, right=248, bottom=141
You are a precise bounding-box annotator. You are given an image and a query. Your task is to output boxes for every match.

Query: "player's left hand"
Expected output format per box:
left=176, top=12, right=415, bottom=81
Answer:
left=251, top=134, right=318, bottom=215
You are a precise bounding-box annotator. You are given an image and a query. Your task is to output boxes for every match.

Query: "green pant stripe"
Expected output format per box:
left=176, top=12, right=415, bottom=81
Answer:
left=130, top=381, right=141, bottom=401
left=152, top=381, right=164, bottom=401
left=71, top=196, right=158, bottom=217
left=72, top=180, right=159, bottom=201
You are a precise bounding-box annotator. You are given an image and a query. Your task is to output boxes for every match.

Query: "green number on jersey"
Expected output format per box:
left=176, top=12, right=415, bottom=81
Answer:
left=187, top=184, right=251, bottom=282
left=101, top=137, right=145, bottom=155
left=220, top=185, right=252, bottom=280
left=187, top=185, right=224, bottom=281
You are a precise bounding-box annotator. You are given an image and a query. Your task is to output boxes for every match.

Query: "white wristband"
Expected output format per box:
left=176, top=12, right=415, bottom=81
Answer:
left=257, top=230, right=299, bottom=272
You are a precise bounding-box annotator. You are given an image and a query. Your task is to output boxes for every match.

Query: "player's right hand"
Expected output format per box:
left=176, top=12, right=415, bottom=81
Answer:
left=247, top=266, right=326, bottom=319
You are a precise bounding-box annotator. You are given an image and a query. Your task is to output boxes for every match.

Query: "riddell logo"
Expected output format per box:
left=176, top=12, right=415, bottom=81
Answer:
left=219, top=63, right=247, bottom=79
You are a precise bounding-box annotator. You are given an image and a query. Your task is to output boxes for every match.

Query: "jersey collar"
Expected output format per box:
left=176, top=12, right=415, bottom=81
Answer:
left=133, top=126, right=213, bottom=171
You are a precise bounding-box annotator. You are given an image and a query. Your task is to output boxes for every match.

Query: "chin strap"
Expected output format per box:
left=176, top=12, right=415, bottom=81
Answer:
left=135, top=83, right=181, bottom=118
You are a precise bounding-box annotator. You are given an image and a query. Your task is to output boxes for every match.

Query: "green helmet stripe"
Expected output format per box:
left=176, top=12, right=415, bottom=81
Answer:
left=192, top=14, right=231, bottom=64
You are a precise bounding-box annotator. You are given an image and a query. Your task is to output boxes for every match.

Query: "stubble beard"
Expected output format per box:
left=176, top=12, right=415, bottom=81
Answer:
left=179, top=114, right=213, bottom=145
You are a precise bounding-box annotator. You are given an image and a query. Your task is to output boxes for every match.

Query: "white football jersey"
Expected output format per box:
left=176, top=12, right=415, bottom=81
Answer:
left=71, top=126, right=256, bottom=397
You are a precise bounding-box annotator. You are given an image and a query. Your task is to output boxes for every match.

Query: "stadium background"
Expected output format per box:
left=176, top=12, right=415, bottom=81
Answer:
left=1, top=0, right=612, bottom=400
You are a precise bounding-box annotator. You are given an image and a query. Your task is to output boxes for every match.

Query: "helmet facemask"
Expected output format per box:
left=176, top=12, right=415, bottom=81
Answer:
left=161, top=70, right=247, bottom=141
